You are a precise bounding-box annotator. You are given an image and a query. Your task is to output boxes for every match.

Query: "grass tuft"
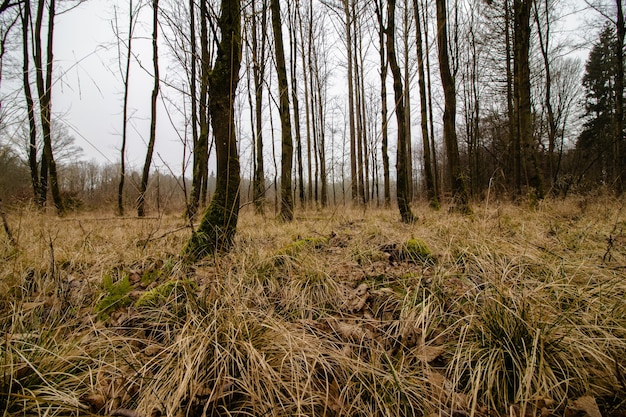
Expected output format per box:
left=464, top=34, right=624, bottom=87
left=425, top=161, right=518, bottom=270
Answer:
left=1, top=200, right=625, bottom=416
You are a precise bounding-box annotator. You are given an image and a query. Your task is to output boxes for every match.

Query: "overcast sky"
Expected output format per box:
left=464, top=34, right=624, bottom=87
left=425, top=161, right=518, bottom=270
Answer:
left=23, top=0, right=602, bottom=178
left=53, top=0, right=183, bottom=175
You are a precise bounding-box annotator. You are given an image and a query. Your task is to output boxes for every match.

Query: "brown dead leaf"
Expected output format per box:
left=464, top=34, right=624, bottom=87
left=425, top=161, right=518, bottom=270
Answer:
left=565, top=396, right=602, bottom=417
left=416, top=344, right=446, bottom=363
left=144, top=344, right=161, bottom=357
left=338, top=282, right=370, bottom=313
left=326, top=378, right=344, bottom=414
left=426, top=370, right=448, bottom=402
left=82, top=393, right=106, bottom=412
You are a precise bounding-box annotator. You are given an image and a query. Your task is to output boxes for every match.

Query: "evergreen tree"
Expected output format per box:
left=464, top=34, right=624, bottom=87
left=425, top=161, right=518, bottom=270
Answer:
left=577, top=25, right=622, bottom=185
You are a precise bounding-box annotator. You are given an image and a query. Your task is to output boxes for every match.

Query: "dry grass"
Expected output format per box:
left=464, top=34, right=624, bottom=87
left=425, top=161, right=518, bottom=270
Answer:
left=1, top=196, right=625, bottom=417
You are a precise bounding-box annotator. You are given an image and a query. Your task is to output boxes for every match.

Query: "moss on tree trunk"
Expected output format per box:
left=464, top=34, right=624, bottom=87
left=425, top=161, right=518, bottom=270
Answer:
left=183, top=0, right=241, bottom=262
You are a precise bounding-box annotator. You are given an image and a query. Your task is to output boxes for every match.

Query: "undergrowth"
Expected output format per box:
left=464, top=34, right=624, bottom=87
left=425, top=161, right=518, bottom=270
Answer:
left=0, top=197, right=625, bottom=416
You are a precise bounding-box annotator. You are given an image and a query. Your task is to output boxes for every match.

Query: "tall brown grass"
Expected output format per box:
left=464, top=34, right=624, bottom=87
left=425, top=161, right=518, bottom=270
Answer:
left=1, top=196, right=625, bottom=416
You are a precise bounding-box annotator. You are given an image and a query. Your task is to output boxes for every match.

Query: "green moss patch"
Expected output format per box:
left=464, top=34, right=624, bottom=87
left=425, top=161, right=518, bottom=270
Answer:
left=95, top=274, right=133, bottom=320
left=276, top=237, right=329, bottom=258
left=135, top=279, right=197, bottom=309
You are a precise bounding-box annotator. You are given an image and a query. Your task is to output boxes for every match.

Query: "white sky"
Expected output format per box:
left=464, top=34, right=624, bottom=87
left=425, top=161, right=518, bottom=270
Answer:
left=54, top=0, right=184, bottom=175
left=6, top=0, right=603, bottom=178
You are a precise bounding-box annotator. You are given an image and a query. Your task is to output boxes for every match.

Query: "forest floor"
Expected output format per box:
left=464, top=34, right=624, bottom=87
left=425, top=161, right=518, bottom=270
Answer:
left=1, top=195, right=625, bottom=417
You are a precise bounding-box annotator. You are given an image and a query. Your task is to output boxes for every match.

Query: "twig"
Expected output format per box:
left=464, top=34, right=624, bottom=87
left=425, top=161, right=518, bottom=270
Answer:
left=0, top=197, right=16, bottom=247
left=138, top=225, right=191, bottom=245
left=55, top=216, right=162, bottom=222
left=48, top=236, right=56, bottom=277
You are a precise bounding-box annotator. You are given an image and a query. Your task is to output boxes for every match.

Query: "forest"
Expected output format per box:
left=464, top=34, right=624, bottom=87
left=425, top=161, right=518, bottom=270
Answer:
left=1, top=0, right=626, bottom=416
left=0, top=0, right=623, bottom=217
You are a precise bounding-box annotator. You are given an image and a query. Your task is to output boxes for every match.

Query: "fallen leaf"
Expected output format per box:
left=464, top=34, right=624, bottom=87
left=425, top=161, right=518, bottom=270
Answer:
left=565, top=396, right=602, bottom=417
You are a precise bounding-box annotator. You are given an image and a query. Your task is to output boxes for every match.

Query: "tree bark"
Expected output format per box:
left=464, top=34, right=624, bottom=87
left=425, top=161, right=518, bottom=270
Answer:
left=504, top=0, right=518, bottom=193
left=533, top=0, right=557, bottom=188
left=435, top=0, right=470, bottom=213
left=186, top=0, right=199, bottom=217
left=270, top=0, right=294, bottom=221
left=403, top=0, right=413, bottom=200
left=514, top=0, right=543, bottom=199
left=342, top=0, right=358, bottom=204
left=298, top=1, right=314, bottom=206
left=421, top=0, right=440, bottom=200
left=413, top=0, right=438, bottom=209
left=137, top=0, right=160, bottom=217
left=183, top=0, right=242, bottom=261
left=312, top=40, right=328, bottom=207
left=117, top=0, right=136, bottom=216
left=616, top=0, right=625, bottom=193
left=188, top=0, right=210, bottom=219
left=387, top=0, right=416, bottom=223
left=375, top=1, right=391, bottom=207
left=0, top=197, right=16, bottom=247
left=34, top=0, right=62, bottom=213
left=288, top=3, right=305, bottom=209
left=252, top=0, right=267, bottom=214
left=21, top=0, right=39, bottom=203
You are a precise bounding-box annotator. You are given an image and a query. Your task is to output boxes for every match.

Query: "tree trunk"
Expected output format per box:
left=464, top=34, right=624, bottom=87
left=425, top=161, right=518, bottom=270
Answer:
left=312, top=41, right=328, bottom=207
left=296, top=0, right=313, bottom=206
left=0, top=197, right=16, bottom=247
left=252, top=0, right=267, bottom=214
left=186, top=0, right=199, bottom=217
left=137, top=0, right=159, bottom=217
left=118, top=0, right=136, bottom=216
left=353, top=8, right=366, bottom=205
left=21, top=0, right=39, bottom=203
left=288, top=4, right=305, bottom=209
left=422, top=0, right=441, bottom=200
left=413, top=0, right=439, bottom=209
left=514, top=0, right=543, bottom=199
left=188, top=0, right=210, bottom=219
left=343, top=0, right=358, bottom=204
left=616, top=0, right=625, bottom=193
left=387, top=0, right=416, bottom=223
left=306, top=22, right=320, bottom=206
left=270, top=0, right=294, bottom=221
left=533, top=0, right=556, bottom=188
left=403, top=0, right=413, bottom=200
left=375, top=1, right=391, bottom=207
left=435, top=0, right=470, bottom=213
left=504, top=0, right=518, bottom=193
left=183, top=0, right=242, bottom=261
left=34, top=0, right=62, bottom=213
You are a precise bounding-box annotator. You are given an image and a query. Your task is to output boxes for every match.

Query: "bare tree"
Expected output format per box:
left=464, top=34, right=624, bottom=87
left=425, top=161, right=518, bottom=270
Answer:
left=402, top=0, right=413, bottom=200
left=352, top=1, right=366, bottom=204
left=114, top=0, right=140, bottom=216
left=616, top=0, right=625, bottom=192
left=1, top=0, right=23, bottom=16
left=137, top=0, right=159, bottom=217
left=343, top=0, right=358, bottom=204
left=33, top=0, right=62, bottom=212
left=288, top=1, right=305, bottom=208
left=374, top=0, right=390, bottom=207
left=188, top=0, right=211, bottom=218
left=311, top=17, right=329, bottom=207
left=183, top=0, right=242, bottom=260
left=271, top=0, right=294, bottom=221
left=435, top=0, right=470, bottom=213
left=413, top=0, right=438, bottom=209
left=387, top=0, right=416, bottom=223
left=251, top=0, right=268, bottom=214
left=20, top=0, right=38, bottom=202
left=514, top=0, right=543, bottom=199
